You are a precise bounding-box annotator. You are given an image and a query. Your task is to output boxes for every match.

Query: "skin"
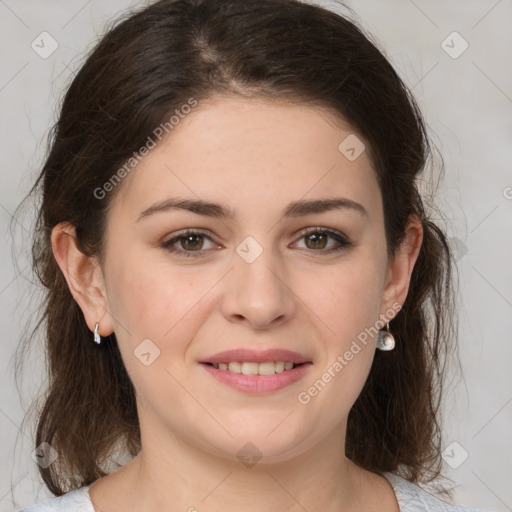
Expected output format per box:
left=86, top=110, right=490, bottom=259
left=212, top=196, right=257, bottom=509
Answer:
left=52, top=95, right=423, bottom=512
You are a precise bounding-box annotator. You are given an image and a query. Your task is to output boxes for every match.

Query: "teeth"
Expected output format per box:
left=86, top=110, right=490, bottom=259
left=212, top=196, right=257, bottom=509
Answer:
left=241, top=362, right=258, bottom=375
left=228, top=361, right=241, bottom=373
left=275, top=361, right=285, bottom=373
left=211, top=361, right=299, bottom=375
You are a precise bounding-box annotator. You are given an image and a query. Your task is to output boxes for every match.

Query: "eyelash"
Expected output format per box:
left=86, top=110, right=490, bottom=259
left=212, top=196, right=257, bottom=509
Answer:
left=161, top=227, right=352, bottom=258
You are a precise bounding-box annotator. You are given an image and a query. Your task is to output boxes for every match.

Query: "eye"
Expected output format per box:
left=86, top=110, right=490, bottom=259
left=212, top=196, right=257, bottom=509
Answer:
left=161, top=229, right=219, bottom=257
left=292, top=227, right=352, bottom=254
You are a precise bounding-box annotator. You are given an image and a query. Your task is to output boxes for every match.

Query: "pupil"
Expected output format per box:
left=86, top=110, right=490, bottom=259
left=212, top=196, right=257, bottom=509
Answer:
left=183, top=234, right=202, bottom=251
left=307, top=232, right=326, bottom=250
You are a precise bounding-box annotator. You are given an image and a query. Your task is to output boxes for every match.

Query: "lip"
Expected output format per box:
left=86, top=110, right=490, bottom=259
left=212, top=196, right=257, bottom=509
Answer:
left=200, top=361, right=313, bottom=394
left=199, top=348, right=312, bottom=365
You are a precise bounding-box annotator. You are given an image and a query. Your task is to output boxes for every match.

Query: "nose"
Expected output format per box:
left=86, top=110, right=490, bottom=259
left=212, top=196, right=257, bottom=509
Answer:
left=220, top=240, right=297, bottom=330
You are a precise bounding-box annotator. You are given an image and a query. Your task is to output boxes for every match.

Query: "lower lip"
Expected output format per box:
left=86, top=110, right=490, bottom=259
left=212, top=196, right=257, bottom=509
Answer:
left=200, top=363, right=313, bottom=394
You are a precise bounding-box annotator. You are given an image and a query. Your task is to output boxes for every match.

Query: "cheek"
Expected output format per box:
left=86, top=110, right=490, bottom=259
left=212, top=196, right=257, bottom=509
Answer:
left=103, top=255, right=203, bottom=407
left=295, top=255, right=382, bottom=403
left=104, top=248, right=216, bottom=364
left=299, top=255, right=384, bottom=341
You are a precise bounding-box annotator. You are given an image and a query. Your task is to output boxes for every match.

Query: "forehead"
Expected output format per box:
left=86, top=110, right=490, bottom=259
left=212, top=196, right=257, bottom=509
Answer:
left=111, top=96, right=381, bottom=223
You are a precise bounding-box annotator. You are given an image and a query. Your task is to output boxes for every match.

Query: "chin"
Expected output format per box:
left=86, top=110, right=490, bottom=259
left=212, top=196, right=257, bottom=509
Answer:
left=195, top=426, right=316, bottom=466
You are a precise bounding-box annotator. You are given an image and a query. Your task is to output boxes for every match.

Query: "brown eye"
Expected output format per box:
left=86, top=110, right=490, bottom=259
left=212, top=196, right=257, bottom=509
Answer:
left=294, top=228, right=352, bottom=254
left=161, top=229, right=219, bottom=257
left=304, top=231, right=328, bottom=250
left=180, top=233, right=205, bottom=251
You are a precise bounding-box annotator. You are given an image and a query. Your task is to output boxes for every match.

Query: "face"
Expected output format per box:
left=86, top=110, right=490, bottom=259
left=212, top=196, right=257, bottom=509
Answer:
left=97, top=96, right=399, bottom=463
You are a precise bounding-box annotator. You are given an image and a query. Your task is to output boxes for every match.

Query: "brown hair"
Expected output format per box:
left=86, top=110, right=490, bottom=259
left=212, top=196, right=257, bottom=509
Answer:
left=16, top=0, right=459, bottom=497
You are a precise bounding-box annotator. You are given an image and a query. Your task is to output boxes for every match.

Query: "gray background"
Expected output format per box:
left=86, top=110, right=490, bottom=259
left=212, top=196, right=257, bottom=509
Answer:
left=1, top=0, right=511, bottom=510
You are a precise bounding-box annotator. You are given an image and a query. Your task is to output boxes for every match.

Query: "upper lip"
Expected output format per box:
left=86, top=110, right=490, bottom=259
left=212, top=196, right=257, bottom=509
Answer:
left=199, top=349, right=312, bottom=365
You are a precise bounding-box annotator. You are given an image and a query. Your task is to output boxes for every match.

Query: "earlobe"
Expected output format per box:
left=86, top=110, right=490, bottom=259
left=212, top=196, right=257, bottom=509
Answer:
left=50, top=222, right=114, bottom=336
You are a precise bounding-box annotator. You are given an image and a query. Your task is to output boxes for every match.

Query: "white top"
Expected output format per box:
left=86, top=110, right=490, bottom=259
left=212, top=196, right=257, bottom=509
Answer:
left=18, top=472, right=494, bottom=511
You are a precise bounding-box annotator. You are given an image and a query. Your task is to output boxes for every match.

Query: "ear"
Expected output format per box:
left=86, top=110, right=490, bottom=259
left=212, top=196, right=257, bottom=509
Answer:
left=380, top=214, right=423, bottom=319
left=51, top=222, right=114, bottom=337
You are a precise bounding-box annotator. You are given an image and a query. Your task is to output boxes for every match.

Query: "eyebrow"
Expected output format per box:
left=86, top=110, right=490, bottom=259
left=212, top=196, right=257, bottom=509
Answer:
left=137, top=197, right=369, bottom=222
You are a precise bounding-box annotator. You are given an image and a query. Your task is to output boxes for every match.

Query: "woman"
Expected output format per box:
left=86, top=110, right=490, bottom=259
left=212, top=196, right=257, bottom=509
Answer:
left=18, top=0, right=492, bottom=510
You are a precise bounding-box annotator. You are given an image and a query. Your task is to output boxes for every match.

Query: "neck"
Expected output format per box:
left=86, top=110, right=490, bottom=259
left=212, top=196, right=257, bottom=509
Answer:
left=110, top=421, right=368, bottom=512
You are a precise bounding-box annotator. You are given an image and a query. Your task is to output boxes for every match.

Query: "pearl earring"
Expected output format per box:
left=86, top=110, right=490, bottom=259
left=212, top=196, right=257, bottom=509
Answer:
left=93, top=322, right=101, bottom=344
left=376, top=322, right=395, bottom=351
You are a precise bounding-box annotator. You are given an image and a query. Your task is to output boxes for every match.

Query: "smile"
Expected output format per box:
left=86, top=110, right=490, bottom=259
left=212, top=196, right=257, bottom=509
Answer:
left=200, top=361, right=312, bottom=393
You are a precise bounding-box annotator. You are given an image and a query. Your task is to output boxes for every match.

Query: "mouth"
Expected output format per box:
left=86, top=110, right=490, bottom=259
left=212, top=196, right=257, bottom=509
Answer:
left=200, top=361, right=313, bottom=395
left=198, top=348, right=313, bottom=393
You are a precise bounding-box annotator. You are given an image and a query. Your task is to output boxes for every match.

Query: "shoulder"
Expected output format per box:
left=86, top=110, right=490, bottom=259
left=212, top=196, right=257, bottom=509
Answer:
left=17, top=486, right=94, bottom=512
left=381, top=472, right=495, bottom=512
